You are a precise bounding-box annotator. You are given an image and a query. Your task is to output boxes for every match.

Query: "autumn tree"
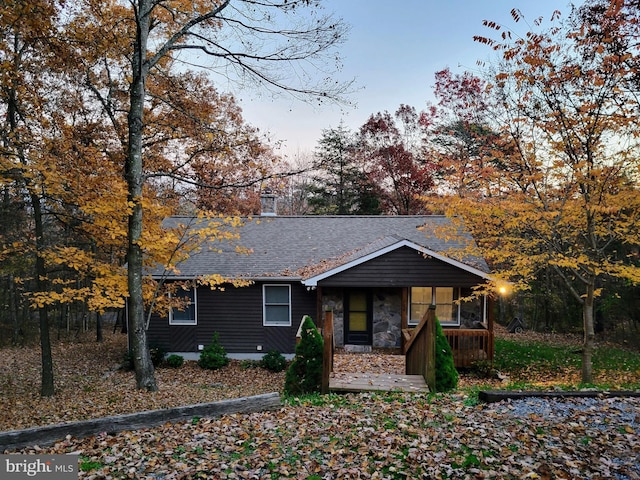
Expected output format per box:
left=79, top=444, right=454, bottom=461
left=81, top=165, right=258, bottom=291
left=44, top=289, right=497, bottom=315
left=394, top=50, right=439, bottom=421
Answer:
left=357, top=105, right=435, bottom=214
left=115, top=0, right=351, bottom=390
left=0, top=0, right=350, bottom=395
left=424, top=68, right=507, bottom=199
left=440, top=2, right=640, bottom=384
left=0, top=0, right=71, bottom=396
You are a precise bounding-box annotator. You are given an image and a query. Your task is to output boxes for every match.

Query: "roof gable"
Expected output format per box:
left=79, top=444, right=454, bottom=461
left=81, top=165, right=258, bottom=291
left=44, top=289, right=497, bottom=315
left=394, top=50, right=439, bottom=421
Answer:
left=302, top=239, right=492, bottom=286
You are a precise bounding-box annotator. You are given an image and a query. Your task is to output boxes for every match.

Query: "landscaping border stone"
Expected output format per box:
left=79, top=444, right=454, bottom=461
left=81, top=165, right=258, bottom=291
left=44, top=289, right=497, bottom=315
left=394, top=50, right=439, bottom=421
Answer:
left=1, top=392, right=281, bottom=451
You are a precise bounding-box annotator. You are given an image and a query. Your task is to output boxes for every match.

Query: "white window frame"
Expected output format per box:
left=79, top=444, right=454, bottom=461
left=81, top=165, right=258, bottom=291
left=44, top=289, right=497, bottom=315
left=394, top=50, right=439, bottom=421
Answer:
left=169, top=287, right=198, bottom=326
left=409, top=287, right=461, bottom=327
left=263, top=284, right=292, bottom=327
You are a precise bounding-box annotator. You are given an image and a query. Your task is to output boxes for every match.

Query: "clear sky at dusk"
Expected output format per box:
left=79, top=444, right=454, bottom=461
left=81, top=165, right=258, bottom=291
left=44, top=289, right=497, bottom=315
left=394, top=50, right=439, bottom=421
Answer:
left=235, top=1, right=582, bottom=159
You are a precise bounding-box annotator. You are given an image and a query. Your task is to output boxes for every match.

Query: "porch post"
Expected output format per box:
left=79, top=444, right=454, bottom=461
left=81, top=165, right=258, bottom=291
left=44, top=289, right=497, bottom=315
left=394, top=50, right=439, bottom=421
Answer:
left=321, top=309, right=334, bottom=394
left=487, top=295, right=495, bottom=332
left=401, top=287, right=409, bottom=352
left=425, top=306, right=436, bottom=391
left=487, top=295, right=495, bottom=363
left=316, top=286, right=323, bottom=329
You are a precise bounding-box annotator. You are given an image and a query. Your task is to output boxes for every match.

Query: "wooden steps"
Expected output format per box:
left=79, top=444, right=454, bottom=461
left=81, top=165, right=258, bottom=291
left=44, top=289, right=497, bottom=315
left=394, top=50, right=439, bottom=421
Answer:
left=329, top=372, right=429, bottom=393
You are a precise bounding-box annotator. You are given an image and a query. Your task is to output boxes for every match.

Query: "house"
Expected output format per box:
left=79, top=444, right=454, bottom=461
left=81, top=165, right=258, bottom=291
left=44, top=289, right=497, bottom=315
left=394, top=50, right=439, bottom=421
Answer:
left=146, top=213, right=495, bottom=365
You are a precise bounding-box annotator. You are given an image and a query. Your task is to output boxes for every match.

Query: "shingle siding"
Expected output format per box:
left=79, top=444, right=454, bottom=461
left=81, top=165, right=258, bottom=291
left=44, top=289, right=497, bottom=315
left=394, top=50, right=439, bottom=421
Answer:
left=148, top=282, right=316, bottom=354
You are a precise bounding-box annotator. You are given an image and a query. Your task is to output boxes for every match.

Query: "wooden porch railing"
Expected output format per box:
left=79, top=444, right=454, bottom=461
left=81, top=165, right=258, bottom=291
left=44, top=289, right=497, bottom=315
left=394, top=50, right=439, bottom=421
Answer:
left=321, top=310, right=334, bottom=394
left=443, top=328, right=494, bottom=369
left=402, top=305, right=436, bottom=391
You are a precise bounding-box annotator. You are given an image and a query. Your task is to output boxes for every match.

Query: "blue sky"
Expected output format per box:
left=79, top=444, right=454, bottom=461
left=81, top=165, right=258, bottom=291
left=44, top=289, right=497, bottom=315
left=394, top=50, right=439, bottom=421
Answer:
left=235, top=0, right=582, bottom=158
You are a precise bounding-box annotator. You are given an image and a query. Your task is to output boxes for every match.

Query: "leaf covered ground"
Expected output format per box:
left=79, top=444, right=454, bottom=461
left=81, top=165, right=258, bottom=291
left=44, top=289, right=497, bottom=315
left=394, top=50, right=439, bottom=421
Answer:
left=0, top=332, right=285, bottom=432
left=1, top=329, right=639, bottom=478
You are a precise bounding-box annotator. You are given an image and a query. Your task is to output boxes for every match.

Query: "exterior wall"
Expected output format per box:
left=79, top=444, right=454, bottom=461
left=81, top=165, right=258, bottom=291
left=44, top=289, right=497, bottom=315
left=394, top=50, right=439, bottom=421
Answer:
left=148, top=247, right=488, bottom=354
left=317, top=246, right=485, bottom=288
left=147, top=281, right=316, bottom=354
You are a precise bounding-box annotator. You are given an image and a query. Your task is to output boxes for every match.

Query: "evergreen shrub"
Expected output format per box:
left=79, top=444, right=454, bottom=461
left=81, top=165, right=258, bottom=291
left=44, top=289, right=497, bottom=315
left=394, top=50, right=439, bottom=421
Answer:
left=284, top=315, right=324, bottom=395
left=121, top=346, right=165, bottom=370
left=166, top=354, right=184, bottom=368
left=435, top=318, right=459, bottom=391
left=261, top=350, right=288, bottom=372
left=198, top=333, right=229, bottom=370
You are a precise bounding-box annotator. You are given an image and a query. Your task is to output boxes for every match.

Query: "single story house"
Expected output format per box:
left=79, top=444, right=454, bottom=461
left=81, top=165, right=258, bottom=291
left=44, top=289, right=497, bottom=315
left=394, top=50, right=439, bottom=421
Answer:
left=146, top=209, right=494, bottom=364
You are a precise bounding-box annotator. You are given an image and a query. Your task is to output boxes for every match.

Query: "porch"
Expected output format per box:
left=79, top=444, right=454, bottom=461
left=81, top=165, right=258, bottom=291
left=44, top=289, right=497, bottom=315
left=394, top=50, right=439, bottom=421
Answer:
left=444, top=328, right=494, bottom=368
left=321, top=308, right=438, bottom=393
left=327, top=347, right=429, bottom=393
left=319, top=307, right=494, bottom=393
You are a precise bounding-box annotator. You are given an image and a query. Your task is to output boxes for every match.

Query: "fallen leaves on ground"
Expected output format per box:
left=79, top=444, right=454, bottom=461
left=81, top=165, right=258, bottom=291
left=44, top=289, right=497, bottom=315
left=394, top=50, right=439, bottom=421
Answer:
left=10, top=393, right=640, bottom=479
left=2, top=329, right=640, bottom=478
left=0, top=331, right=285, bottom=432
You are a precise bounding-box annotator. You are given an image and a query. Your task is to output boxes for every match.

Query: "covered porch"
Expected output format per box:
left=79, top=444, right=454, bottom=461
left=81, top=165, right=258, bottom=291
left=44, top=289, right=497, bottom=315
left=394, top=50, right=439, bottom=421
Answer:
left=315, top=286, right=495, bottom=372
left=318, top=305, right=495, bottom=393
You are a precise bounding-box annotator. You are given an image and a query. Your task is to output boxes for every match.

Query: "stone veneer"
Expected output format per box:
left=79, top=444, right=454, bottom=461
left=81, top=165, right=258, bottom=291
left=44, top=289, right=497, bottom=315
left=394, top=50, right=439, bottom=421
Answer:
left=322, top=288, right=402, bottom=349
left=372, top=289, right=402, bottom=348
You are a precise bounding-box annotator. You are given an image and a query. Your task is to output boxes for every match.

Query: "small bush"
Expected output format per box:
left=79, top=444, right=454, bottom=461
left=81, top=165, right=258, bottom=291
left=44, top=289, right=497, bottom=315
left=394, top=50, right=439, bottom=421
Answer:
left=121, top=347, right=164, bottom=371
left=435, top=318, right=459, bottom=392
left=261, top=350, right=287, bottom=372
left=149, top=346, right=166, bottom=367
left=166, top=354, right=184, bottom=368
left=198, top=333, right=229, bottom=370
left=284, top=315, right=323, bottom=395
left=240, top=359, right=261, bottom=370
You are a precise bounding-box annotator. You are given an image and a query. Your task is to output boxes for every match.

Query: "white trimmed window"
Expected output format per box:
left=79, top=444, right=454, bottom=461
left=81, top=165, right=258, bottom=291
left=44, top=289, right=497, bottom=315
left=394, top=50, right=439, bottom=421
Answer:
left=169, top=287, right=197, bottom=325
left=409, top=287, right=460, bottom=326
left=263, top=284, right=291, bottom=326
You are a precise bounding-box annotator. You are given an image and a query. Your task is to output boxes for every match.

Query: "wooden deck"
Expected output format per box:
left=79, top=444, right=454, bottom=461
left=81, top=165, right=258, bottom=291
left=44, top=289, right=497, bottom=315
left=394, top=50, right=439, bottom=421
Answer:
left=329, top=372, right=429, bottom=393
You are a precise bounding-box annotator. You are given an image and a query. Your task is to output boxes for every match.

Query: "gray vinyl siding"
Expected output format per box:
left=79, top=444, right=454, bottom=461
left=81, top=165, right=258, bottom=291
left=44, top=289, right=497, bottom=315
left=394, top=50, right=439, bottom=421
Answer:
left=147, top=282, right=316, bottom=354
left=317, top=246, right=485, bottom=288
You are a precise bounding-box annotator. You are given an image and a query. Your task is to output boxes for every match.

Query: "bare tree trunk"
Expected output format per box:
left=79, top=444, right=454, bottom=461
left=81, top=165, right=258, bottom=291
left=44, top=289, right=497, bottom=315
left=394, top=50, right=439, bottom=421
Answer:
left=96, top=312, right=103, bottom=342
left=9, top=275, right=20, bottom=345
left=32, top=194, right=54, bottom=397
left=582, top=279, right=596, bottom=385
left=125, top=0, right=157, bottom=391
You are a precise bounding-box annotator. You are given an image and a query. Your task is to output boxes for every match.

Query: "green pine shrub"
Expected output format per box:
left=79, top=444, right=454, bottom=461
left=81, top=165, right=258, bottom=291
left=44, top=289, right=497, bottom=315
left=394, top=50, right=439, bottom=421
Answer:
left=284, top=315, right=324, bottom=395
left=261, top=350, right=288, bottom=372
left=166, top=354, right=184, bottom=368
left=198, top=333, right=229, bottom=370
left=435, top=318, right=459, bottom=392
